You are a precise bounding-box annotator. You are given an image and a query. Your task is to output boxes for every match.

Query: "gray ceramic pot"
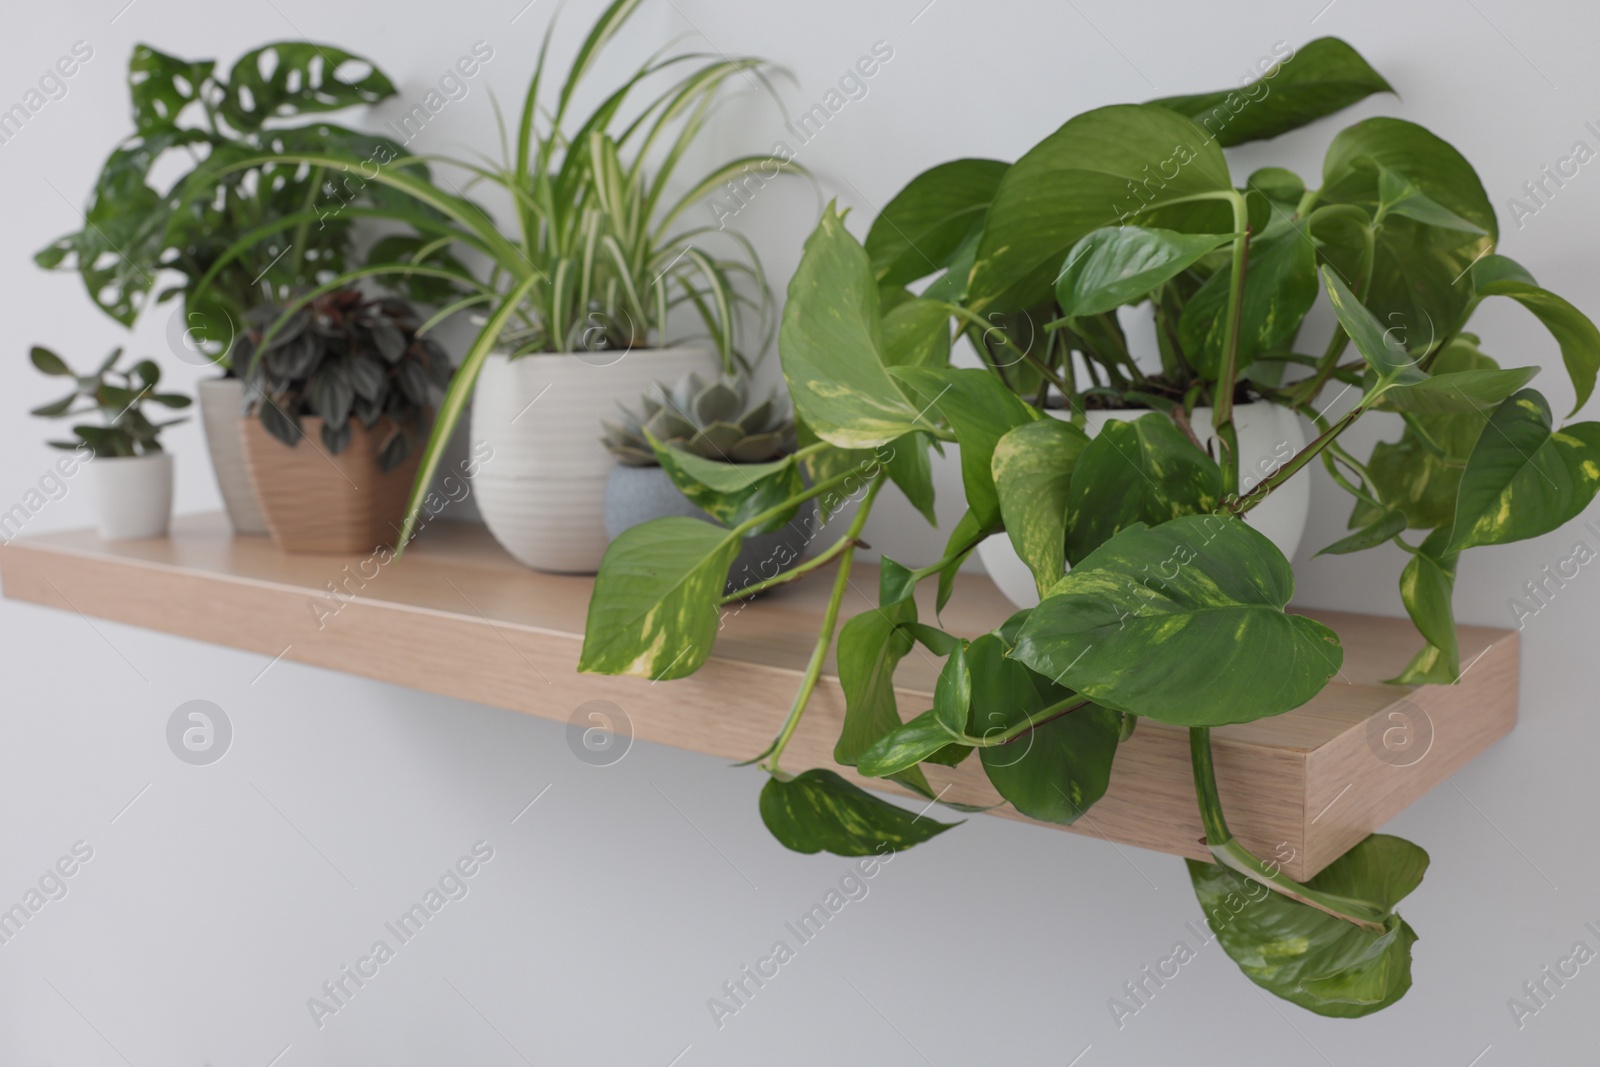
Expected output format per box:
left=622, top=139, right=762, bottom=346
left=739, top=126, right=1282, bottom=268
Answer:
left=198, top=377, right=269, bottom=535
left=604, top=464, right=819, bottom=593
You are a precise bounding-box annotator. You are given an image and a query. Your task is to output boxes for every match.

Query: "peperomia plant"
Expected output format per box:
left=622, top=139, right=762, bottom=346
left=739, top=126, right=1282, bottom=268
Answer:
left=576, top=39, right=1600, bottom=1014
left=35, top=41, right=414, bottom=363
left=29, top=346, right=191, bottom=457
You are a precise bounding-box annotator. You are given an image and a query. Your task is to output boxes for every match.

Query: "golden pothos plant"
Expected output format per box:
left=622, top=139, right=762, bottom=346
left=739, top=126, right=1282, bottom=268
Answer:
left=579, top=38, right=1600, bottom=1015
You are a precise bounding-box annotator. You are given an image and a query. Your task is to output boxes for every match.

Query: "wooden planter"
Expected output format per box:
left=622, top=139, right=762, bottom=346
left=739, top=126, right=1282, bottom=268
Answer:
left=239, top=416, right=421, bottom=554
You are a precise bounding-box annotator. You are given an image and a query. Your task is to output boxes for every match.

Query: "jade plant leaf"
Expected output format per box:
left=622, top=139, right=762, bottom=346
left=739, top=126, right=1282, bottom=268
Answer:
left=1189, top=834, right=1428, bottom=1017
left=866, top=158, right=1011, bottom=287
left=1014, top=515, right=1343, bottom=726
left=649, top=437, right=803, bottom=534
left=577, top=517, right=738, bottom=680
left=1054, top=227, right=1235, bottom=319
left=1321, top=117, right=1496, bottom=342
left=994, top=418, right=1091, bottom=597
left=1148, top=37, right=1393, bottom=148
left=1471, top=255, right=1600, bottom=414
left=778, top=204, right=929, bottom=448
left=967, top=635, right=1120, bottom=825
left=893, top=366, right=1039, bottom=531
left=968, top=103, right=1236, bottom=314
left=857, top=709, right=969, bottom=779
left=759, top=769, right=957, bottom=856
left=1448, top=389, right=1600, bottom=550
left=1064, top=414, right=1221, bottom=564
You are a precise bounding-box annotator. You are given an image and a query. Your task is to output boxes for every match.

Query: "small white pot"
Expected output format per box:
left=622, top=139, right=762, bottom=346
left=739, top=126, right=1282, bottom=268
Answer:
left=471, top=346, right=722, bottom=573
left=197, top=377, right=269, bottom=535
left=88, top=452, right=174, bottom=541
left=977, top=401, right=1309, bottom=609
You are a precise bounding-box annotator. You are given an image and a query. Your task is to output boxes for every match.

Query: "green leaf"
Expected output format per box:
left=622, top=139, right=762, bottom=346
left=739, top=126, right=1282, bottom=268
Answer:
left=938, top=509, right=987, bottom=615
left=1014, top=515, right=1343, bottom=726
left=759, top=769, right=957, bottom=856
left=993, top=418, right=1090, bottom=597
left=1248, top=166, right=1306, bottom=203
left=1320, top=265, right=1421, bottom=390
left=968, top=635, right=1120, bottom=825
left=1064, top=414, right=1221, bottom=564
left=1449, top=389, right=1600, bottom=551
left=834, top=561, right=929, bottom=797
left=1317, top=509, right=1405, bottom=556
left=29, top=347, right=71, bottom=377
left=881, top=297, right=953, bottom=370
left=1182, top=214, right=1317, bottom=378
left=1394, top=528, right=1459, bottom=682
left=1054, top=227, right=1234, bottom=319
left=1471, top=255, right=1600, bottom=414
left=128, top=45, right=215, bottom=134
left=577, top=517, right=739, bottom=680
left=1189, top=834, right=1428, bottom=1017
left=1321, top=117, right=1496, bottom=340
left=220, top=42, right=395, bottom=131
left=1149, top=38, right=1393, bottom=148
left=778, top=206, right=928, bottom=447
left=649, top=438, right=803, bottom=534
left=857, top=710, right=968, bottom=778
left=885, top=433, right=938, bottom=525
left=933, top=643, right=972, bottom=736
left=1375, top=164, right=1487, bottom=234
left=866, top=158, right=1010, bottom=287
left=893, top=367, right=1039, bottom=531
left=968, top=104, right=1235, bottom=313
left=1378, top=366, right=1540, bottom=414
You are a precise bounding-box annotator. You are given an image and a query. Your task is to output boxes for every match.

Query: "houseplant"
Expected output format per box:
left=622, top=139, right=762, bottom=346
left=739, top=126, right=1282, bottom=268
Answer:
left=35, top=40, right=419, bottom=535
left=29, top=346, right=191, bottom=540
left=575, top=38, right=1600, bottom=1015
left=189, top=0, right=796, bottom=571
left=602, top=371, right=811, bottom=592
left=235, top=289, right=450, bottom=553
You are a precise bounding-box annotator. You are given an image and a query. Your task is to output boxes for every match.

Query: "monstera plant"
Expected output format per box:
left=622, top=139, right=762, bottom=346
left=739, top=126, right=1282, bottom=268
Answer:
left=579, top=39, right=1600, bottom=1014
left=35, top=40, right=418, bottom=361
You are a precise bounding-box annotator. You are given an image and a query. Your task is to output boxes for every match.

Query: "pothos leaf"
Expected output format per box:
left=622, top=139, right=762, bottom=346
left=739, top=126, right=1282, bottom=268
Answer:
left=1393, top=527, right=1459, bottom=683
left=1054, top=226, right=1235, bottom=319
left=834, top=560, right=931, bottom=798
left=1064, top=414, right=1221, bottom=564
left=1189, top=833, right=1428, bottom=1018
left=649, top=437, right=803, bottom=533
left=577, top=517, right=738, bottom=680
left=1014, top=515, right=1343, bottom=726
left=857, top=709, right=970, bottom=778
left=866, top=158, right=1010, bottom=287
left=1317, top=508, right=1405, bottom=556
left=1471, top=255, right=1600, bottom=415
left=1449, top=389, right=1600, bottom=551
left=759, top=769, right=958, bottom=856
left=994, top=418, right=1090, bottom=597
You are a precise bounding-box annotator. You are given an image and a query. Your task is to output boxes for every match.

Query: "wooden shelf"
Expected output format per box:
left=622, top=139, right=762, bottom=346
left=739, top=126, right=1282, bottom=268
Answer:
left=1, top=513, right=1517, bottom=879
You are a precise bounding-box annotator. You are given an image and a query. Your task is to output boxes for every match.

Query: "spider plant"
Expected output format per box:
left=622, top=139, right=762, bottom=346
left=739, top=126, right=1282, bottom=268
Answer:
left=188, top=0, right=797, bottom=549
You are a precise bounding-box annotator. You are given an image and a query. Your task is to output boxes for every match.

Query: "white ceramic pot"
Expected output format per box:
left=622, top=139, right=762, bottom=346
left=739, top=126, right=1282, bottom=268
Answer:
left=197, top=378, right=269, bottom=535
left=88, top=452, right=174, bottom=541
left=471, top=346, right=721, bottom=573
left=977, top=401, right=1309, bottom=608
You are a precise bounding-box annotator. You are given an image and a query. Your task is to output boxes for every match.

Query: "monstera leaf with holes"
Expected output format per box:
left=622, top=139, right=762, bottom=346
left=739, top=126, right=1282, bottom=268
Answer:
left=34, top=41, right=418, bottom=364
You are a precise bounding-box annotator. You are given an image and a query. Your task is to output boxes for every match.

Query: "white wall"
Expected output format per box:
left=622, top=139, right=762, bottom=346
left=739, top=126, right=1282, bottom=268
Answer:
left=4, top=1, right=1599, bottom=1064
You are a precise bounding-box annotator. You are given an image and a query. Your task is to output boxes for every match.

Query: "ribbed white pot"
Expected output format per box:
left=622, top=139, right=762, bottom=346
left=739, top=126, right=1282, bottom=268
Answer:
left=471, top=346, right=721, bottom=573
left=197, top=378, right=269, bottom=535
left=976, top=401, right=1309, bottom=608
left=88, top=452, right=173, bottom=541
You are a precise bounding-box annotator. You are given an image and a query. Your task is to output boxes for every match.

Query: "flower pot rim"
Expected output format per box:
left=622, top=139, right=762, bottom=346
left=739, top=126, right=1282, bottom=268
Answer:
left=489, top=343, right=717, bottom=361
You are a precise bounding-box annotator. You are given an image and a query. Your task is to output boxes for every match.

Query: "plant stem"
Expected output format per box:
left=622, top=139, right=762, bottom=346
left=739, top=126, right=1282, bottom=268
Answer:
left=1190, top=727, right=1388, bottom=931
left=764, top=477, right=884, bottom=774
left=1214, top=191, right=1253, bottom=496
left=967, top=695, right=1091, bottom=747
left=719, top=533, right=859, bottom=604
left=1230, top=405, right=1364, bottom=516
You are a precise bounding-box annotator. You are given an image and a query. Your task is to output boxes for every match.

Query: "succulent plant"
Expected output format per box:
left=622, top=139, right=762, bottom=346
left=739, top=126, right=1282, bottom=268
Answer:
left=29, top=346, right=191, bottom=457
left=602, top=373, right=796, bottom=467
left=237, top=289, right=453, bottom=472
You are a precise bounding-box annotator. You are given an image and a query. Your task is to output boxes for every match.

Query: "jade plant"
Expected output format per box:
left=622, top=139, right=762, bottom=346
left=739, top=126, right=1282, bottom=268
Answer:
left=187, top=0, right=798, bottom=546
left=237, top=289, right=450, bottom=471
left=35, top=41, right=419, bottom=363
left=29, top=346, right=191, bottom=456
left=576, top=38, right=1600, bottom=1015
